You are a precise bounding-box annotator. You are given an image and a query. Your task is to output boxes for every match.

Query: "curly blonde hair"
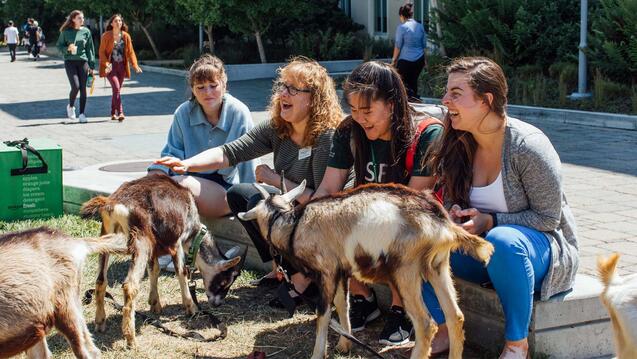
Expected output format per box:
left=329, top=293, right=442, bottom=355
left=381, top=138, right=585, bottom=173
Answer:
left=269, top=56, right=343, bottom=147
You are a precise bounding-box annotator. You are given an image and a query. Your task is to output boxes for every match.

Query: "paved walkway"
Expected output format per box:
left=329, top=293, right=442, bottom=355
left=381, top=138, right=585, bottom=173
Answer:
left=1, top=49, right=636, bottom=277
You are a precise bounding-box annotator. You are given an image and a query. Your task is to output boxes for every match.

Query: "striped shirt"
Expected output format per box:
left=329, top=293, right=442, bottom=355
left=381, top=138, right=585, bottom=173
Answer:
left=222, top=120, right=334, bottom=190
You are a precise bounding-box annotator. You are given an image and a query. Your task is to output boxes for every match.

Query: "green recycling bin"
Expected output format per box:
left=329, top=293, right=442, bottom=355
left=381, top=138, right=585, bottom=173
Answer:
left=0, top=138, right=63, bottom=221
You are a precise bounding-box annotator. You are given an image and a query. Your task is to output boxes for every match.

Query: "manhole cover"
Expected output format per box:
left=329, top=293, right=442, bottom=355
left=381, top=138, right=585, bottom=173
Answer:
left=99, top=161, right=153, bottom=173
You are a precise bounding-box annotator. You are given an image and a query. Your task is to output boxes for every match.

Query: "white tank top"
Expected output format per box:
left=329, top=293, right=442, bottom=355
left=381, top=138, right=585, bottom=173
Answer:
left=469, top=171, right=509, bottom=213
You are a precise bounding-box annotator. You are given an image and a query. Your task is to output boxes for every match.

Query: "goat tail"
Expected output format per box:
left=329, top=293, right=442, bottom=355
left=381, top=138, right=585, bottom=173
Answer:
left=597, top=253, right=620, bottom=288
left=83, top=233, right=130, bottom=255
left=450, top=225, right=494, bottom=265
left=80, top=196, right=112, bottom=220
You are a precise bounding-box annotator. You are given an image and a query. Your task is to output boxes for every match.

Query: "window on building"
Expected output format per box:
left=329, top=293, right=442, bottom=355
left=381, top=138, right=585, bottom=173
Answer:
left=339, top=0, right=351, bottom=17
left=375, top=0, right=387, bottom=33
left=413, top=0, right=429, bottom=25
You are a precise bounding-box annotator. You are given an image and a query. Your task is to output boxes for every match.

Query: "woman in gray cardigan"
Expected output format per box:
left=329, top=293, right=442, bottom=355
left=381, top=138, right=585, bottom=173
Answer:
left=421, top=57, right=579, bottom=359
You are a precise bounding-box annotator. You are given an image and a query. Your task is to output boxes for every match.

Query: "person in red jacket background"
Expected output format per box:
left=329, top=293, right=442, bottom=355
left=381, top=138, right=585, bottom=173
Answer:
left=99, top=14, right=142, bottom=122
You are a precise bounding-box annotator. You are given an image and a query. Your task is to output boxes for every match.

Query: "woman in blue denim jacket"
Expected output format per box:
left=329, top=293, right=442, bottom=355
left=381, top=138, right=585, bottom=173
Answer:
left=148, top=54, right=257, bottom=218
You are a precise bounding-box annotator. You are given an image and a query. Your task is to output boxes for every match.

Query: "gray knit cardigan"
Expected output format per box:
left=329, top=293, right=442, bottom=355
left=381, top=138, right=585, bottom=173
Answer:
left=494, top=117, right=579, bottom=300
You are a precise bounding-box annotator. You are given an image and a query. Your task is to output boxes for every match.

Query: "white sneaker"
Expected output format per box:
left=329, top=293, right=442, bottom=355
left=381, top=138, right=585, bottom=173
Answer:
left=78, top=114, right=87, bottom=123
left=66, top=105, right=76, bottom=120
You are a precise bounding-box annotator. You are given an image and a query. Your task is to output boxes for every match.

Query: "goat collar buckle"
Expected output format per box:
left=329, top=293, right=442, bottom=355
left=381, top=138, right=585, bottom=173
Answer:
left=187, top=225, right=208, bottom=278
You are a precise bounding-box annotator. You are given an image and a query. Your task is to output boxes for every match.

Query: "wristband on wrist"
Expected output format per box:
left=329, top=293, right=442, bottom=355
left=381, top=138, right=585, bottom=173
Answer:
left=489, top=212, right=498, bottom=229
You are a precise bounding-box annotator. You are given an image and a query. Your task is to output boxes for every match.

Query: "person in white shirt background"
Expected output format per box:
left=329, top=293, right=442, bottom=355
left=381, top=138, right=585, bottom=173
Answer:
left=3, top=20, right=20, bottom=62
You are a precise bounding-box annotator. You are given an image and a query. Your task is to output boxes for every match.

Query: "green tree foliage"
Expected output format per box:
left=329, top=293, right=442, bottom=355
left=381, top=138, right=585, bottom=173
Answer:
left=589, top=0, right=637, bottom=84
left=431, top=0, right=579, bottom=68
left=44, top=0, right=182, bottom=60
left=220, top=0, right=313, bottom=63
left=176, top=0, right=222, bottom=53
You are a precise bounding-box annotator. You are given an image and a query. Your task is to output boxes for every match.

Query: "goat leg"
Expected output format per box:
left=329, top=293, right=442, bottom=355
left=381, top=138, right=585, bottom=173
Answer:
left=333, top=279, right=352, bottom=353
left=147, top=256, right=162, bottom=314
left=122, top=242, right=151, bottom=348
left=173, top=242, right=198, bottom=315
left=428, top=265, right=465, bottom=359
left=25, top=337, right=52, bottom=359
left=94, top=253, right=110, bottom=333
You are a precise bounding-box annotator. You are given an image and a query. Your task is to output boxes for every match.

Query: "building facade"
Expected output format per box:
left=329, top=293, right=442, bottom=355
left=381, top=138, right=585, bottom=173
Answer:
left=339, top=0, right=430, bottom=41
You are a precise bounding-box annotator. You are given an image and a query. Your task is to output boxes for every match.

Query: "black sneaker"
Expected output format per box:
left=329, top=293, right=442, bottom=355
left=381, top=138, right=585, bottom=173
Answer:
left=378, top=305, right=413, bottom=346
left=349, top=291, right=381, bottom=332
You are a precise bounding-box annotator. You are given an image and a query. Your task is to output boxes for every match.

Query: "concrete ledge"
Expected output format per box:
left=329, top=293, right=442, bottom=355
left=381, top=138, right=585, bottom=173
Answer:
left=140, top=59, right=390, bottom=81
left=423, top=97, right=637, bottom=131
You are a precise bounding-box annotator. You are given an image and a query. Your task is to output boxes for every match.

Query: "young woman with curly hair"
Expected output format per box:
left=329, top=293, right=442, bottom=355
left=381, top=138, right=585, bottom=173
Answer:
left=156, top=56, right=345, bottom=309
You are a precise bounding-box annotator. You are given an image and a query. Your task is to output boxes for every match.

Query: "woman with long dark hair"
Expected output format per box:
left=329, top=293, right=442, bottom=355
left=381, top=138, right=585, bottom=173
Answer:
left=56, top=10, right=95, bottom=123
left=314, top=61, right=443, bottom=346
left=422, top=57, right=579, bottom=358
left=99, top=14, right=142, bottom=122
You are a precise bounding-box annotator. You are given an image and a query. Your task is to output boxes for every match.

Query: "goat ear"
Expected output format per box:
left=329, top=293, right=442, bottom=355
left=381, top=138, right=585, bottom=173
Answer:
left=220, top=256, right=242, bottom=271
left=237, top=208, right=258, bottom=221
left=281, top=179, right=306, bottom=203
left=253, top=183, right=270, bottom=199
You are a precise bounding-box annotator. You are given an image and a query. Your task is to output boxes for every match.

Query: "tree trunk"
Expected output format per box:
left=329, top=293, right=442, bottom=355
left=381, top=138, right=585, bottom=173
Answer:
left=136, top=21, right=162, bottom=60
left=255, top=30, right=267, bottom=63
left=430, top=0, right=446, bottom=57
left=205, top=25, right=214, bottom=54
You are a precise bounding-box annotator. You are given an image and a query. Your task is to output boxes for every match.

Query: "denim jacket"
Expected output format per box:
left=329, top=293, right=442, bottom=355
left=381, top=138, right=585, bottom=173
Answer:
left=148, top=93, right=258, bottom=184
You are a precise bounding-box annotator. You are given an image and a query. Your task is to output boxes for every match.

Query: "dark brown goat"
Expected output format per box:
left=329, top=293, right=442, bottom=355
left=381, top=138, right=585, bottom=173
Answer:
left=81, top=174, right=245, bottom=347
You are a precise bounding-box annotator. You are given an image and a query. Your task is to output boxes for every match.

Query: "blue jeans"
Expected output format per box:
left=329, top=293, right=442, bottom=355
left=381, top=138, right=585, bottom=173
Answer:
left=421, top=225, right=551, bottom=341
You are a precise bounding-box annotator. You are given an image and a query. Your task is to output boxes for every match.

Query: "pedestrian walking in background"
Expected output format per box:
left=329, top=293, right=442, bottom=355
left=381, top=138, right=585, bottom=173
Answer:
left=391, top=3, right=427, bottom=102
left=56, top=10, right=96, bottom=124
left=27, top=20, right=42, bottom=60
left=98, top=14, right=142, bottom=122
left=3, top=21, right=19, bottom=62
left=22, top=18, right=32, bottom=54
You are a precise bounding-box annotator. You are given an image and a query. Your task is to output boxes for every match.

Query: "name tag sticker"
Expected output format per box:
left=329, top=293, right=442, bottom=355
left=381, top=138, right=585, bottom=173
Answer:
left=298, top=147, right=312, bottom=160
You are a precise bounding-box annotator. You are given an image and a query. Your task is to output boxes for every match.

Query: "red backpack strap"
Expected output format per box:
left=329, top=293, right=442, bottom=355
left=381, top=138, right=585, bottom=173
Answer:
left=405, top=117, right=443, bottom=174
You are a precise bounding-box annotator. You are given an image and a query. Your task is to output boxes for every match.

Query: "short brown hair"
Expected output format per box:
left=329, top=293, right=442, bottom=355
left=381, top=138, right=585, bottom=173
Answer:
left=187, top=54, right=227, bottom=100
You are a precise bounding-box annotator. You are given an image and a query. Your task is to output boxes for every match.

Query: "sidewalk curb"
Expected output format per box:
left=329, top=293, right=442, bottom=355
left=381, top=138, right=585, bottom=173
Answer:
left=423, top=97, right=637, bottom=131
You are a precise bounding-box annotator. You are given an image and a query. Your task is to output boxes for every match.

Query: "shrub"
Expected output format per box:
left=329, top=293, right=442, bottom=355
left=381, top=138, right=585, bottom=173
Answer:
left=430, top=0, right=579, bottom=69
left=589, top=0, right=637, bottom=85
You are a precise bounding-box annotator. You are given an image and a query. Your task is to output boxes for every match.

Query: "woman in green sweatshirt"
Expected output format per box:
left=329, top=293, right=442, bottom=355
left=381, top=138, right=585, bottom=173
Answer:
left=56, top=10, right=95, bottom=123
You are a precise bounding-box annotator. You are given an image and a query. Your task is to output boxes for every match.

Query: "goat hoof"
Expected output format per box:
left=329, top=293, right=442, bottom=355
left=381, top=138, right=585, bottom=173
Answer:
left=185, top=302, right=198, bottom=316
left=336, top=338, right=352, bottom=353
left=149, top=301, right=162, bottom=314
left=95, top=321, right=107, bottom=333
left=125, top=337, right=137, bottom=349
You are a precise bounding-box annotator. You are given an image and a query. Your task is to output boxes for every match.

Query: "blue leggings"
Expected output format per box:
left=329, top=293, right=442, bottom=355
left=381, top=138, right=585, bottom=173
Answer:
left=421, top=225, right=551, bottom=341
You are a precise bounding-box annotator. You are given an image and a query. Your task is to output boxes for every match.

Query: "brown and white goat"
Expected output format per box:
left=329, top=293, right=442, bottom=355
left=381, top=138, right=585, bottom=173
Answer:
left=80, top=174, right=246, bottom=347
left=0, top=227, right=128, bottom=359
left=238, top=181, right=494, bottom=359
left=598, top=253, right=637, bottom=359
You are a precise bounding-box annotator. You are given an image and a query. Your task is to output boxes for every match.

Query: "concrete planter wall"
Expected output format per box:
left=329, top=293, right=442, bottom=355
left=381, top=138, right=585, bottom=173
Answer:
left=141, top=58, right=391, bottom=81
left=423, top=97, right=637, bottom=131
